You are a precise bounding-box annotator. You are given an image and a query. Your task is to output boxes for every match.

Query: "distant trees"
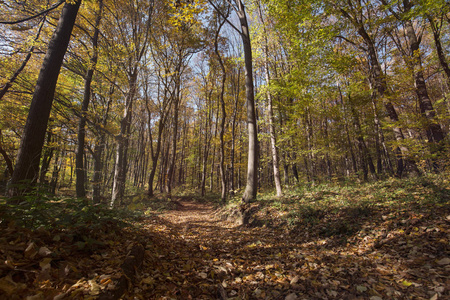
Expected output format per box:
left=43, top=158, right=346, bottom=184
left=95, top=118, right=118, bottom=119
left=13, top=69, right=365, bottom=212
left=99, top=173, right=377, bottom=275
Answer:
left=0, top=0, right=448, bottom=203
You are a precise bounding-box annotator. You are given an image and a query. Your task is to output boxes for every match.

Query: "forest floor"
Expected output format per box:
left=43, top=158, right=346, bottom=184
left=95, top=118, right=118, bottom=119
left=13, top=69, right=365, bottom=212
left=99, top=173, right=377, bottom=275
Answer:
left=1, top=176, right=450, bottom=299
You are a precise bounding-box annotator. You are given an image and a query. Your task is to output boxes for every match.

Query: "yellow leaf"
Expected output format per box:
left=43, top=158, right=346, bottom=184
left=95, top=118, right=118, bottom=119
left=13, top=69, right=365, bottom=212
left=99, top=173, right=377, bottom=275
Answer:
left=401, top=280, right=413, bottom=287
left=88, top=279, right=100, bottom=295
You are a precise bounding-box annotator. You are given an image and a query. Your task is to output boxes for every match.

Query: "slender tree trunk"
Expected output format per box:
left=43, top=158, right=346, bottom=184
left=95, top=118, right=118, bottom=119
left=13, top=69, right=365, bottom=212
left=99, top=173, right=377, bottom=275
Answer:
left=92, top=91, right=111, bottom=204
left=264, top=46, right=282, bottom=196
left=350, top=100, right=377, bottom=181
left=256, top=3, right=282, bottom=195
left=357, top=25, right=420, bottom=177
left=8, top=1, right=81, bottom=197
left=230, top=67, right=240, bottom=192
left=200, top=91, right=212, bottom=196
left=167, top=90, right=180, bottom=195
left=305, top=109, right=316, bottom=182
left=428, top=15, right=450, bottom=89
left=371, top=97, right=383, bottom=175
left=214, top=17, right=228, bottom=202
left=76, top=0, right=102, bottom=198
left=111, top=71, right=137, bottom=206
left=236, top=0, right=258, bottom=202
left=338, top=84, right=358, bottom=175
left=50, top=148, right=61, bottom=194
left=0, top=130, right=14, bottom=177
left=147, top=114, right=165, bottom=197
left=39, top=130, right=55, bottom=184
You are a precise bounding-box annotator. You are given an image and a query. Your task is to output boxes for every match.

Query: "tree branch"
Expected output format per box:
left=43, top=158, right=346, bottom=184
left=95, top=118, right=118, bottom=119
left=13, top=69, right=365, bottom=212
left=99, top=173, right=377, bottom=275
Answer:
left=0, top=1, right=65, bottom=25
left=336, top=35, right=367, bottom=52
left=207, top=0, right=241, bottom=35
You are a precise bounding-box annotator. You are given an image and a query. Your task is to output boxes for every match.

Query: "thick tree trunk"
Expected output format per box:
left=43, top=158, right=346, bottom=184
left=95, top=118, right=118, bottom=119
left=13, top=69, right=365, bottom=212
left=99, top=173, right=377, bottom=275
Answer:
left=8, top=1, right=81, bottom=197
left=402, top=3, right=445, bottom=145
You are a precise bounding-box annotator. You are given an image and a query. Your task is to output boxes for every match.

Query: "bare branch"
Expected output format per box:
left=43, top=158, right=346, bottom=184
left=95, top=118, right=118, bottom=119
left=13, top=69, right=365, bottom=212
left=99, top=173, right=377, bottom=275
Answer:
left=0, top=1, right=65, bottom=25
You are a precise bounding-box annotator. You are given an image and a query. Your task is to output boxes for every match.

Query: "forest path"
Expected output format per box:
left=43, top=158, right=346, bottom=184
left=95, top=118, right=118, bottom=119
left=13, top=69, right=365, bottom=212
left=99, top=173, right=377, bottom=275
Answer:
left=137, top=199, right=449, bottom=299
left=140, top=199, right=304, bottom=299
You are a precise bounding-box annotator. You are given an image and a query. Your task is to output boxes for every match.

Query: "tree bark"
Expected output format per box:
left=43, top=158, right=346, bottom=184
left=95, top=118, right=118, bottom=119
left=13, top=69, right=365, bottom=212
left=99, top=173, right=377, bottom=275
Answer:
left=8, top=1, right=81, bottom=196
left=111, top=71, right=137, bottom=207
left=214, top=16, right=228, bottom=202
left=39, top=130, right=55, bottom=184
left=236, top=0, right=258, bottom=203
left=339, top=7, right=418, bottom=177
left=258, top=3, right=282, bottom=197
left=404, top=18, right=445, bottom=144
left=230, top=66, right=240, bottom=192
left=428, top=15, right=450, bottom=88
left=0, top=130, right=14, bottom=177
left=167, top=84, right=180, bottom=195
left=76, top=0, right=103, bottom=198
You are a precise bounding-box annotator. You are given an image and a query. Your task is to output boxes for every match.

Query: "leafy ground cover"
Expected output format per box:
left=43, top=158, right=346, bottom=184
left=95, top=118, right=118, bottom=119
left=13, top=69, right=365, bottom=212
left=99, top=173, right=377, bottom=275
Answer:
left=0, top=175, right=449, bottom=299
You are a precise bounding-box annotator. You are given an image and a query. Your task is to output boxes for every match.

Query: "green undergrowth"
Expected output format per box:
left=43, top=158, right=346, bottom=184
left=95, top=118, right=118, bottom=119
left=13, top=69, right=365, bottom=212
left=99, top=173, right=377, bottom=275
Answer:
left=0, top=191, right=141, bottom=232
left=247, top=174, right=450, bottom=239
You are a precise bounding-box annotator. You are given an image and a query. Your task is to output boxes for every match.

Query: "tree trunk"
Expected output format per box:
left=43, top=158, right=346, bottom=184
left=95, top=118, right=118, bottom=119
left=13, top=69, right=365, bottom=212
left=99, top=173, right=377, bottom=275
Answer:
left=111, top=71, right=137, bottom=207
left=236, top=0, right=258, bottom=203
left=92, top=89, right=111, bottom=204
left=76, top=0, right=103, bottom=198
left=39, top=130, right=55, bottom=184
left=402, top=2, right=445, bottom=146
left=356, top=24, right=420, bottom=177
left=263, top=40, right=282, bottom=196
left=349, top=99, right=377, bottom=181
left=428, top=15, right=450, bottom=89
left=214, top=17, right=228, bottom=202
left=230, top=67, right=240, bottom=192
left=167, top=91, right=180, bottom=195
left=0, top=130, right=14, bottom=177
left=8, top=1, right=81, bottom=197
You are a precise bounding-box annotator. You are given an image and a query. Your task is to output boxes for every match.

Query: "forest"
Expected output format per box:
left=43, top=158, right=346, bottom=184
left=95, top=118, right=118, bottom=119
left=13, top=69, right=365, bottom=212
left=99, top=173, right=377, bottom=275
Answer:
left=0, top=0, right=449, bottom=299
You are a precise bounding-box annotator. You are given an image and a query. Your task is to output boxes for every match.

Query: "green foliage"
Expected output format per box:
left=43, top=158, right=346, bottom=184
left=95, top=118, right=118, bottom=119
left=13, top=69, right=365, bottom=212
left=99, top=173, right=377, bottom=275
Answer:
left=0, top=185, right=140, bottom=231
left=260, top=174, right=449, bottom=236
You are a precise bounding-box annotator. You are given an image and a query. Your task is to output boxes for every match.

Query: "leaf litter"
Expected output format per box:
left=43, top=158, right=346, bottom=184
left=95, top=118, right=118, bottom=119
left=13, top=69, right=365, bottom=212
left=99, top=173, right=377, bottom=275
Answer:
left=0, top=180, right=449, bottom=299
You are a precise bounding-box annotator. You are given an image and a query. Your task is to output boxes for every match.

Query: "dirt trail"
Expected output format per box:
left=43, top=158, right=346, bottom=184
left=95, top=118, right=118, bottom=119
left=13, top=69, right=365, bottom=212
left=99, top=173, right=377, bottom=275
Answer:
left=137, top=199, right=449, bottom=300
left=140, top=199, right=299, bottom=299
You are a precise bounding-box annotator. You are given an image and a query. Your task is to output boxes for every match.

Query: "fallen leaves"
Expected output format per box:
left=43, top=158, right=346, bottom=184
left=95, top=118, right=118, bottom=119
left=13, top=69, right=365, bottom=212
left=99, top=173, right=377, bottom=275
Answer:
left=1, top=181, right=449, bottom=300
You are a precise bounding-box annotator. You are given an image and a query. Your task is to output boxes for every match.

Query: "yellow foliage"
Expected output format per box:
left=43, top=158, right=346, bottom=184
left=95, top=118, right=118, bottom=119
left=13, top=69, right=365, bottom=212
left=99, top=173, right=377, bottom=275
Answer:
left=168, top=0, right=206, bottom=29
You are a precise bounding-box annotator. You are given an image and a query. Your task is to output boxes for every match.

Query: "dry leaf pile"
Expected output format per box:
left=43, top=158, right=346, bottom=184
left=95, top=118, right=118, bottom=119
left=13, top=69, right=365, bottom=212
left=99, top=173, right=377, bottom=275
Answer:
left=1, top=193, right=449, bottom=299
